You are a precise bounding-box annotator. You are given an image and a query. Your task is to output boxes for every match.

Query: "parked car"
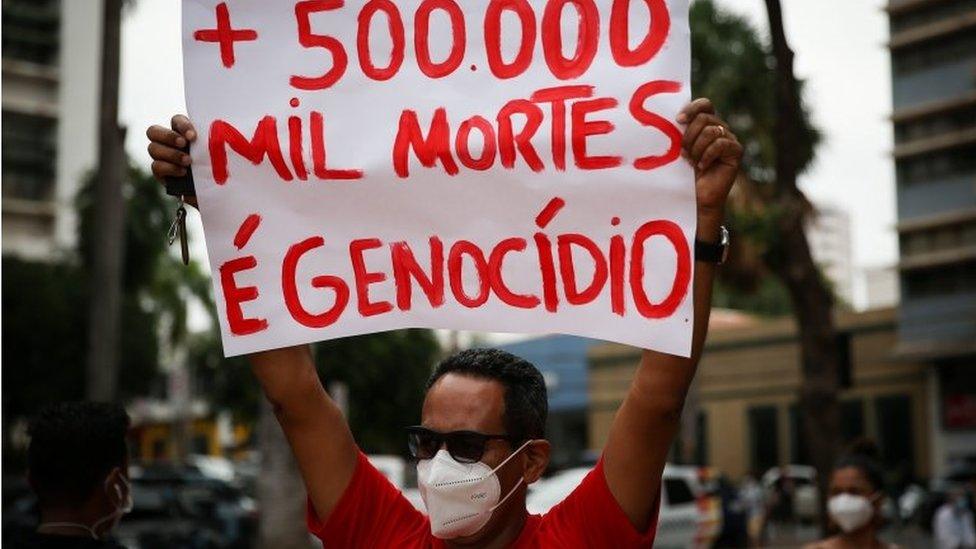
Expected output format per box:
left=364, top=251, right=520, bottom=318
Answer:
left=663, top=465, right=722, bottom=549
left=403, top=487, right=426, bottom=512
left=115, top=463, right=258, bottom=549
left=761, top=465, right=820, bottom=523
left=368, top=454, right=408, bottom=489
left=526, top=464, right=721, bottom=548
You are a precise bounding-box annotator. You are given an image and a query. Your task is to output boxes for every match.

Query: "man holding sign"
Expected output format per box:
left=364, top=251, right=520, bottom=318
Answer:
left=147, top=0, right=742, bottom=545
left=149, top=97, right=740, bottom=546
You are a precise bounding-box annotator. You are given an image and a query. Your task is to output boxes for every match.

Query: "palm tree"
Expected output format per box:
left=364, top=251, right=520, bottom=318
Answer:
left=691, top=0, right=842, bottom=530
left=763, top=0, right=843, bottom=529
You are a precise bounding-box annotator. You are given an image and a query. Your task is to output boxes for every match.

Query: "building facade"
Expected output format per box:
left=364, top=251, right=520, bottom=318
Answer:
left=589, top=309, right=932, bottom=484
left=2, top=0, right=102, bottom=259
left=499, top=335, right=592, bottom=469
left=887, top=0, right=976, bottom=476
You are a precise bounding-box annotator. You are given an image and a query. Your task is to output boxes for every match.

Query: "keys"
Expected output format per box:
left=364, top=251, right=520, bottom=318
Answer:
left=167, top=198, right=190, bottom=265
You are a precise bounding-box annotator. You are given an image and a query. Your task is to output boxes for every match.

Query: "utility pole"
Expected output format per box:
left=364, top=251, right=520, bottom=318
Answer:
left=86, top=0, right=127, bottom=401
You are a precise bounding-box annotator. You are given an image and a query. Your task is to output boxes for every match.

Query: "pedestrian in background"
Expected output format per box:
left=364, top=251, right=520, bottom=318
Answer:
left=934, top=488, right=976, bottom=549
left=739, top=471, right=766, bottom=546
left=6, top=401, right=132, bottom=548
left=804, top=449, right=901, bottom=549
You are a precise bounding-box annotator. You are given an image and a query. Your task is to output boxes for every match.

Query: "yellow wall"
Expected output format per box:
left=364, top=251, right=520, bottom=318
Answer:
left=132, top=418, right=250, bottom=462
left=587, top=308, right=933, bottom=480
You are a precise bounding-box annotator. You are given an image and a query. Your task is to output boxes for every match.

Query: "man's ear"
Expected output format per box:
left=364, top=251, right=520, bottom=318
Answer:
left=104, top=467, right=125, bottom=503
left=523, top=440, right=551, bottom=484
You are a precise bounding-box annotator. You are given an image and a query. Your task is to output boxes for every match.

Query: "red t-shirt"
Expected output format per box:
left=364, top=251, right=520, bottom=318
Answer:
left=307, top=452, right=659, bottom=547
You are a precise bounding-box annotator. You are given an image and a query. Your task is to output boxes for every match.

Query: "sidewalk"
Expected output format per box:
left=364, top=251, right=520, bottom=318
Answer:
left=765, top=521, right=932, bottom=548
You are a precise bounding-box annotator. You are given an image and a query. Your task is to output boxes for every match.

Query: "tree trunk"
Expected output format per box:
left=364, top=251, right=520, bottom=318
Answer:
left=257, top=398, right=316, bottom=549
left=86, top=0, right=127, bottom=402
left=763, top=0, right=842, bottom=533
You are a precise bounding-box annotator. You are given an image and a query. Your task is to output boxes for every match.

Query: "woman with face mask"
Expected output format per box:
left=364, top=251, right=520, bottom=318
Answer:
left=804, top=448, right=901, bottom=549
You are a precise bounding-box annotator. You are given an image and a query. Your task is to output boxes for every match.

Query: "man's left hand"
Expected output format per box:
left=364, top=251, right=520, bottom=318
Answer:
left=678, top=98, right=743, bottom=223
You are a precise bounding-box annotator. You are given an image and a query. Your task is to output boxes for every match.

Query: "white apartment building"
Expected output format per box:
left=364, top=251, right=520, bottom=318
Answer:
left=2, top=0, right=103, bottom=260
left=805, top=204, right=855, bottom=307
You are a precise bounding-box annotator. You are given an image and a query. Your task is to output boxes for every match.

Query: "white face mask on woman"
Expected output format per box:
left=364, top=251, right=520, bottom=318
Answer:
left=417, top=440, right=532, bottom=539
left=827, top=493, right=875, bottom=533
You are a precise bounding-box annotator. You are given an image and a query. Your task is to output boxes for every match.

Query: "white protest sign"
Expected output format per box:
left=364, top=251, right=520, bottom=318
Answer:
left=182, top=0, right=695, bottom=357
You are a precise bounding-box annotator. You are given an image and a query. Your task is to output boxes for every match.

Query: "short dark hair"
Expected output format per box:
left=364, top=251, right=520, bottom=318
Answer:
left=834, top=438, right=884, bottom=492
left=427, top=348, right=547, bottom=443
left=28, top=401, right=130, bottom=508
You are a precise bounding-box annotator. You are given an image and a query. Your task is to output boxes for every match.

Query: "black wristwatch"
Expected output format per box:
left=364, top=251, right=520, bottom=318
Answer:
left=695, top=225, right=730, bottom=264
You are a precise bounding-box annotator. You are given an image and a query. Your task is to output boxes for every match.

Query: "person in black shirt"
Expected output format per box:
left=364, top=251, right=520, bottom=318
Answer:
left=8, top=402, right=132, bottom=548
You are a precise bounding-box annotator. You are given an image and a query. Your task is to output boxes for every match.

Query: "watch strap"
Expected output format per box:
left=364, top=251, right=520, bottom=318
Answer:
left=695, top=239, right=725, bottom=263
left=695, top=225, right=729, bottom=264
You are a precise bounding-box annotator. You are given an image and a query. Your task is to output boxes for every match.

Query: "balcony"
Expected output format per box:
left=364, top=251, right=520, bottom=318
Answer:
left=894, top=127, right=976, bottom=159
left=889, top=9, right=976, bottom=50
left=897, top=291, right=976, bottom=360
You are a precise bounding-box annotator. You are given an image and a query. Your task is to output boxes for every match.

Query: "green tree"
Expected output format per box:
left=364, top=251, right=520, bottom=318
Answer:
left=690, top=0, right=820, bottom=316
left=315, top=329, right=442, bottom=455
left=193, top=328, right=442, bottom=455
left=2, top=163, right=210, bottom=468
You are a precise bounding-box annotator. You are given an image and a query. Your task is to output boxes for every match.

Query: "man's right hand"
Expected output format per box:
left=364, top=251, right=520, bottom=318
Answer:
left=147, top=113, right=360, bottom=519
left=146, top=115, right=198, bottom=207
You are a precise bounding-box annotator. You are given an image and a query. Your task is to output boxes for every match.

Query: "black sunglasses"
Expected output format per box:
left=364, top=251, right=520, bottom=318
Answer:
left=406, top=426, right=520, bottom=464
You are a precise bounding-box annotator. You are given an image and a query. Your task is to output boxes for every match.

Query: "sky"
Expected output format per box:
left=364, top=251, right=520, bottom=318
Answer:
left=119, top=0, right=898, bottom=312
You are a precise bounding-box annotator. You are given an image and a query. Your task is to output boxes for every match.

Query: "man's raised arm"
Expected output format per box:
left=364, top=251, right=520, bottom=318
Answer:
left=249, top=345, right=359, bottom=521
left=601, top=98, right=742, bottom=531
left=146, top=117, right=358, bottom=521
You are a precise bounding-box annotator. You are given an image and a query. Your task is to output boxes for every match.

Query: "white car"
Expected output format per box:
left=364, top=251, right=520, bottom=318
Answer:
left=527, top=464, right=721, bottom=549
left=368, top=454, right=408, bottom=488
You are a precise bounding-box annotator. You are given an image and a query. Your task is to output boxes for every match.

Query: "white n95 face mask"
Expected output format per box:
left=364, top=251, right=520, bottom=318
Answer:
left=828, top=493, right=875, bottom=533
left=417, top=440, right=531, bottom=539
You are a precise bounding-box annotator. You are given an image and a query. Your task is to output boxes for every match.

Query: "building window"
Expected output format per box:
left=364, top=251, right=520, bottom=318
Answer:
left=694, top=411, right=708, bottom=466
left=840, top=399, right=865, bottom=445
left=896, top=147, right=976, bottom=186
left=791, top=399, right=864, bottom=465
left=749, top=406, right=779, bottom=473
left=904, top=261, right=976, bottom=299
left=940, top=359, right=976, bottom=430
left=895, top=106, right=976, bottom=144
left=892, top=32, right=976, bottom=76
left=837, top=333, right=853, bottom=389
left=789, top=405, right=809, bottom=465
left=875, top=395, right=914, bottom=479
left=890, top=2, right=976, bottom=34
left=1, top=110, right=57, bottom=201
left=1, top=0, right=61, bottom=66
left=901, top=221, right=976, bottom=258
